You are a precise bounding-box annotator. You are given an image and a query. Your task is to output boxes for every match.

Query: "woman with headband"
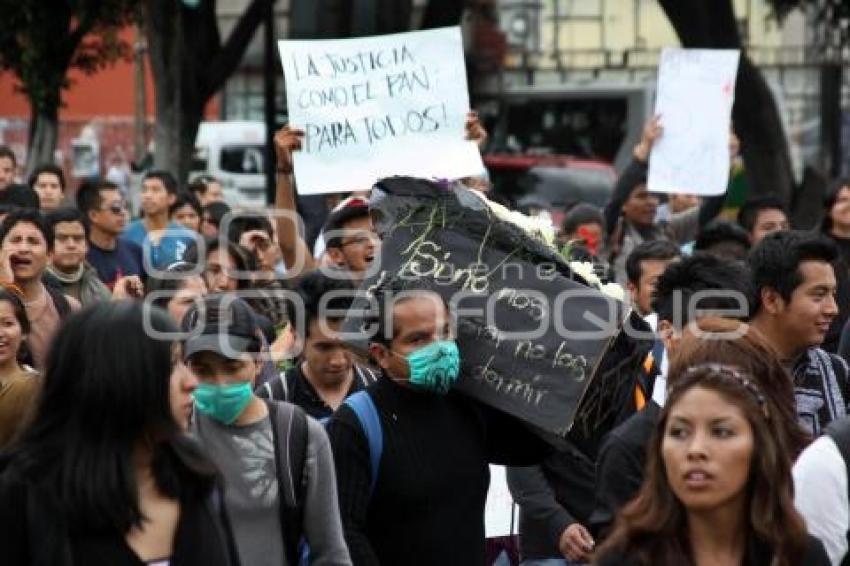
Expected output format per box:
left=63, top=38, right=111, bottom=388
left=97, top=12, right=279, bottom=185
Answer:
left=594, top=318, right=828, bottom=565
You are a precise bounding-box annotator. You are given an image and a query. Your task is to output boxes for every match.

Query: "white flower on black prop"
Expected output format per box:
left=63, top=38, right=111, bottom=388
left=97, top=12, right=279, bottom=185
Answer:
left=569, top=260, right=625, bottom=302
left=467, top=189, right=556, bottom=247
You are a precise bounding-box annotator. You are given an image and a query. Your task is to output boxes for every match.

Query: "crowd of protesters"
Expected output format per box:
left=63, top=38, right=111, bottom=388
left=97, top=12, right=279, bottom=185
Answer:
left=0, top=109, right=848, bottom=566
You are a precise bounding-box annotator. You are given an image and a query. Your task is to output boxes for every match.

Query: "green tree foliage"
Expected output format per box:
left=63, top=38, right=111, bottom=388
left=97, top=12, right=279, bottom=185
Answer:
left=0, top=1, right=136, bottom=172
left=770, top=0, right=850, bottom=49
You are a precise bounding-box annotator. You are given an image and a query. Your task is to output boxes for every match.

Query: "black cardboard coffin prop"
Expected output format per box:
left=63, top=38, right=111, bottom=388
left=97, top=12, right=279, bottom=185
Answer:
left=344, top=177, right=652, bottom=455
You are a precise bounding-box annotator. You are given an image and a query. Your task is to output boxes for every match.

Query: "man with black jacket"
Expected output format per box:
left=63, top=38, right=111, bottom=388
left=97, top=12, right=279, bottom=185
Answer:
left=603, top=116, right=732, bottom=284
left=326, top=289, right=550, bottom=565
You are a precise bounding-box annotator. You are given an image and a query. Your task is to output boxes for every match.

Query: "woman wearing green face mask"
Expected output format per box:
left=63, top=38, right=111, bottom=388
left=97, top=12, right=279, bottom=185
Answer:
left=183, top=294, right=352, bottom=566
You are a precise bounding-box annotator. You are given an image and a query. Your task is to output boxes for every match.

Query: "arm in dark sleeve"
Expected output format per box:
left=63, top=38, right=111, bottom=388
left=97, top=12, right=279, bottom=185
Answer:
left=696, top=191, right=726, bottom=228
left=666, top=189, right=727, bottom=244
left=589, top=433, right=645, bottom=539
left=476, top=402, right=552, bottom=465
left=506, top=465, right=575, bottom=545
left=604, top=159, right=648, bottom=236
left=325, top=409, right=380, bottom=566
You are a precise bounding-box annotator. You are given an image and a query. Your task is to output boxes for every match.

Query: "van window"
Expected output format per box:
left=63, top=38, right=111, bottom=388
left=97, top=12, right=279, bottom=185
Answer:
left=489, top=98, right=628, bottom=162
left=220, top=145, right=265, bottom=174
left=192, top=146, right=209, bottom=172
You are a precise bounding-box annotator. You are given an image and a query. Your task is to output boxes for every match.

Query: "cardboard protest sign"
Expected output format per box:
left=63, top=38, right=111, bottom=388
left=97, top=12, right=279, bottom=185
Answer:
left=278, top=27, right=485, bottom=195
left=648, top=48, right=741, bottom=196
left=342, top=178, right=651, bottom=447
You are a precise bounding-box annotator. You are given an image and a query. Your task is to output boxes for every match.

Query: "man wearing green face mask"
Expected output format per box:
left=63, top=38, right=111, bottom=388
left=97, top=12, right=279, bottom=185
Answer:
left=183, top=295, right=352, bottom=566
left=326, top=289, right=551, bottom=566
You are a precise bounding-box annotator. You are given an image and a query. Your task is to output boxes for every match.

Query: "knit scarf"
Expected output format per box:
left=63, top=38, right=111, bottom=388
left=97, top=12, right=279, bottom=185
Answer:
left=46, top=263, right=84, bottom=284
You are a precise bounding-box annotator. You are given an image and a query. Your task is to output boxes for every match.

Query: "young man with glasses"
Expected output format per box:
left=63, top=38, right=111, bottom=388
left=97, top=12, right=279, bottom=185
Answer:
left=76, top=179, right=143, bottom=289
left=321, top=197, right=378, bottom=281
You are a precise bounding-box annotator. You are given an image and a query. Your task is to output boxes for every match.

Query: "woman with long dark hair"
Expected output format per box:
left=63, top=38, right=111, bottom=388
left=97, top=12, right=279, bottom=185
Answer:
left=594, top=361, right=828, bottom=564
left=0, top=301, right=238, bottom=565
left=0, top=287, right=38, bottom=448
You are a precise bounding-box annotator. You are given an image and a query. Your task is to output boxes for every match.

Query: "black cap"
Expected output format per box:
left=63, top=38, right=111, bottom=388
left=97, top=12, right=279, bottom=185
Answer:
left=182, top=295, right=259, bottom=360
left=323, top=196, right=370, bottom=249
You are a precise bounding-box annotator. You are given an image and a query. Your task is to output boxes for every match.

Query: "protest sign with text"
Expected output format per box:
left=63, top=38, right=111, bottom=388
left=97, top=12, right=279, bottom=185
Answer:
left=341, top=177, right=652, bottom=453
left=648, top=48, right=740, bottom=196
left=278, top=27, right=484, bottom=195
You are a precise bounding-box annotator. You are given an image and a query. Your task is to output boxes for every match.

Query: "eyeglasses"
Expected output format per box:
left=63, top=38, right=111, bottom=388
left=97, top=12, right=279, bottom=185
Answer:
left=340, top=232, right=376, bottom=247
left=100, top=202, right=127, bottom=215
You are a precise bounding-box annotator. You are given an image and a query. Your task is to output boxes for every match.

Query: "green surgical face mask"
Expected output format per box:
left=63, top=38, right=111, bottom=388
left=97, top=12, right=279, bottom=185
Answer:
left=193, top=382, right=253, bottom=425
left=392, top=339, right=461, bottom=394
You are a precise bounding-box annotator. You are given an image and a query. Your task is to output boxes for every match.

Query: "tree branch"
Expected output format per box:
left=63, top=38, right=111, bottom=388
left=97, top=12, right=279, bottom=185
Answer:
left=201, top=0, right=272, bottom=98
left=420, top=0, right=467, bottom=29
left=67, top=1, right=101, bottom=53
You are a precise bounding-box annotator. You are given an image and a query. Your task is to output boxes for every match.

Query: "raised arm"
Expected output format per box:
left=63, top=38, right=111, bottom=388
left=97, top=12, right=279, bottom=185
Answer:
left=464, top=110, right=488, bottom=149
left=273, top=126, right=316, bottom=278
left=603, top=116, right=661, bottom=236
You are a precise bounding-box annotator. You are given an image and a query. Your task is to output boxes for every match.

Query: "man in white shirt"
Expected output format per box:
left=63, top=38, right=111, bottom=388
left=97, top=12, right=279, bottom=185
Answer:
left=794, top=418, right=850, bottom=566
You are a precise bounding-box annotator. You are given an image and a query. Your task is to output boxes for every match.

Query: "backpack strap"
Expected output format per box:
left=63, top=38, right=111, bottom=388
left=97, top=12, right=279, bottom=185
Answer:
left=825, top=418, right=850, bottom=566
left=206, top=484, right=241, bottom=566
left=43, top=283, right=72, bottom=320
left=355, top=364, right=379, bottom=386
left=259, top=368, right=292, bottom=401
left=265, top=399, right=309, bottom=566
left=343, top=390, right=383, bottom=495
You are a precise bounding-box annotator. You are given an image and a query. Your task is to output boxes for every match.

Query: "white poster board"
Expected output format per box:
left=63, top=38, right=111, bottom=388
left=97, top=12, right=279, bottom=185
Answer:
left=485, top=465, right=518, bottom=538
left=648, top=48, right=740, bottom=196
left=278, top=27, right=485, bottom=195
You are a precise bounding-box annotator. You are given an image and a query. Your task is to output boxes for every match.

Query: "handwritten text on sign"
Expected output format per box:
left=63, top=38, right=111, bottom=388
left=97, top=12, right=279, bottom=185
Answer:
left=648, top=48, right=740, bottom=196
left=279, top=27, right=484, bottom=195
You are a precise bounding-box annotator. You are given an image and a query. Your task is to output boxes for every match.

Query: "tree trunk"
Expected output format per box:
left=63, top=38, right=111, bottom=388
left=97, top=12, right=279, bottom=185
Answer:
left=145, top=0, right=183, bottom=178
left=145, top=0, right=271, bottom=183
left=657, top=0, right=795, bottom=207
left=26, top=105, right=59, bottom=176
left=732, top=56, right=796, bottom=204
left=420, top=0, right=466, bottom=29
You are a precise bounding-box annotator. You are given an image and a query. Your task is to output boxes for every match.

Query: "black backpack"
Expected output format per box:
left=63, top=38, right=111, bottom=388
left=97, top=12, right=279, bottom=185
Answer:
left=825, top=418, right=850, bottom=566
left=42, top=276, right=72, bottom=320
left=265, top=400, right=309, bottom=566
left=260, top=365, right=378, bottom=403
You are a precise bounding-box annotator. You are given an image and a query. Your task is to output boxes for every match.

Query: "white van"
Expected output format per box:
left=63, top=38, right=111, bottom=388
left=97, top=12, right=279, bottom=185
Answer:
left=191, top=121, right=268, bottom=208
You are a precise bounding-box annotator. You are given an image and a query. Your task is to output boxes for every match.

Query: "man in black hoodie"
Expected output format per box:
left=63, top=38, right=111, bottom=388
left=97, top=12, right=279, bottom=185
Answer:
left=326, top=289, right=550, bottom=565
